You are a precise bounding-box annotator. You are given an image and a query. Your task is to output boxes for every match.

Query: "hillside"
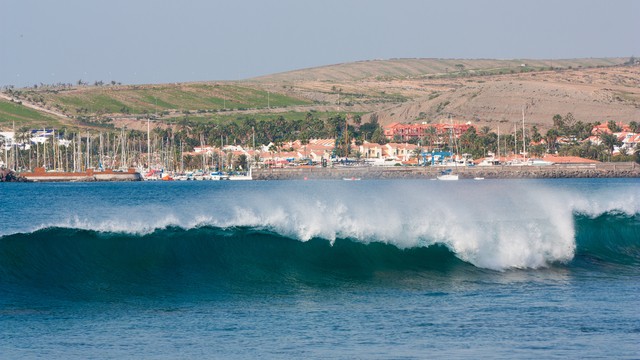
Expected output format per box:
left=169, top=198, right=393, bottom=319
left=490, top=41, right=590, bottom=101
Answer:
left=1, top=57, right=638, bottom=132
left=361, top=64, right=640, bottom=130
left=250, top=57, right=639, bottom=130
left=251, top=57, right=628, bottom=82
left=0, top=96, right=64, bottom=128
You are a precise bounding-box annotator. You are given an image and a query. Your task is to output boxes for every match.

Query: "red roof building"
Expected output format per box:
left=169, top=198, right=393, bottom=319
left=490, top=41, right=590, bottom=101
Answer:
left=384, top=122, right=473, bottom=142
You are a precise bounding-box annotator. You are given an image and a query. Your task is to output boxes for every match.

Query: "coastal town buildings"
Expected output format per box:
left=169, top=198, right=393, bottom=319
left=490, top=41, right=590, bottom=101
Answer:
left=383, top=121, right=473, bottom=142
left=2, top=121, right=638, bottom=174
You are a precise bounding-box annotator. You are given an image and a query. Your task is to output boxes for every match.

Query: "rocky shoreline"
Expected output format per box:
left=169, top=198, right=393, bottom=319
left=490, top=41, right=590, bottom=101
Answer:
left=2, top=163, right=638, bottom=182
left=253, top=163, right=640, bottom=180
left=0, top=169, right=30, bottom=182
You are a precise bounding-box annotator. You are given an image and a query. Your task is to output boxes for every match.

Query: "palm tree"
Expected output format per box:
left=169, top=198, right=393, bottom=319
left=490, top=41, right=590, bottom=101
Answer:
left=268, top=143, right=278, bottom=167
left=600, top=132, right=621, bottom=156
left=413, top=147, right=424, bottom=165
left=545, top=129, right=560, bottom=153
left=425, top=127, right=437, bottom=149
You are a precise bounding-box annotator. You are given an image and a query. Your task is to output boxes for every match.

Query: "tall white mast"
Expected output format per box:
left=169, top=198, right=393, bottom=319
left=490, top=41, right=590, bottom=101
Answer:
left=522, top=106, right=527, bottom=159
left=147, top=117, right=150, bottom=169
left=514, top=122, right=517, bottom=158
left=497, top=125, right=500, bottom=159
left=12, top=121, right=15, bottom=170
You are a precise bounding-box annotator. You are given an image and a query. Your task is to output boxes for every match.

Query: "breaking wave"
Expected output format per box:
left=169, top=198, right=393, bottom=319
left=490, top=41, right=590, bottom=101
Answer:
left=1, top=179, right=638, bottom=297
left=0, top=212, right=638, bottom=295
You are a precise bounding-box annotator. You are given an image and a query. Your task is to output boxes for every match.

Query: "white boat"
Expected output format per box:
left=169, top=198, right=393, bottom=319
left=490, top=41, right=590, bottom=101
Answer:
left=437, top=116, right=460, bottom=181
left=478, top=152, right=501, bottom=166
left=343, top=177, right=361, bottom=181
left=437, top=174, right=459, bottom=181
left=229, top=168, right=253, bottom=181
left=210, top=171, right=230, bottom=180
left=456, top=153, right=475, bottom=166
left=192, top=170, right=206, bottom=181
left=437, top=169, right=459, bottom=181
left=473, top=177, right=485, bottom=180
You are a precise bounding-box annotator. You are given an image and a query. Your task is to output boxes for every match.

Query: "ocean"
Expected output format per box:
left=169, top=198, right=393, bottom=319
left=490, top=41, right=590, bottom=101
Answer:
left=1, top=179, right=638, bottom=359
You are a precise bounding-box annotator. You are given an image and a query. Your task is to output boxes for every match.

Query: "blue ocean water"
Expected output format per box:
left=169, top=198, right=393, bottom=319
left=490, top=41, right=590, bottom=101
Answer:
left=0, top=179, right=639, bottom=359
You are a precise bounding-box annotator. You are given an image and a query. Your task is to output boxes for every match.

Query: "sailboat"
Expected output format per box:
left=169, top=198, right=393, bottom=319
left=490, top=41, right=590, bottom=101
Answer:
left=437, top=168, right=459, bottom=181
left=229, top=167, right=252, bottom=181
left=437, top=116, right=459, bottom=180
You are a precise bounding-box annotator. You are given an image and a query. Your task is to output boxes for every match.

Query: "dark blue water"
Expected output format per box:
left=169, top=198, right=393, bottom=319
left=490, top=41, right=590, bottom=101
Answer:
left=1, top=179, right=639, bottom=359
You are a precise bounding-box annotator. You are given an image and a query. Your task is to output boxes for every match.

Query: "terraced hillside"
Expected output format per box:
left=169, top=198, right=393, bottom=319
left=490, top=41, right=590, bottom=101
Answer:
left=252, top=57, right=628, bottom=82
left=0, top=97, right=64, bottom=128
left=252, top=57, right=639, bottom=130
left=1, top=57, right=638, bottom=132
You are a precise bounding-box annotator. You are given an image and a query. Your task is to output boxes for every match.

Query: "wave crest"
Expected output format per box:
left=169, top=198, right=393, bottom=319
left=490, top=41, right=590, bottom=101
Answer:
left=2, top=181, right=638, bottom=271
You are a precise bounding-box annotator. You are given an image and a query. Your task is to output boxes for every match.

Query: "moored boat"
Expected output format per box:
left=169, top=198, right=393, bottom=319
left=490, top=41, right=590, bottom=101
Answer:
left=210, top=171, right=230, bottom=180
left=437, top=169, right=459, bottom=181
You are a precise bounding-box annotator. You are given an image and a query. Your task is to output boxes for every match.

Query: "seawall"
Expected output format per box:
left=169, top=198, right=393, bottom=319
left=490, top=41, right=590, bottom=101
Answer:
left=19, top=167, right=142, bottom=182
left=253, top=163, right=640, bottom=180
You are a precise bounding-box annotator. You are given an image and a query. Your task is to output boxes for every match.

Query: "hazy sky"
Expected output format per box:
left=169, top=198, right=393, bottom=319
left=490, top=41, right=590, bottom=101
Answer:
left=1, top=0, right=638, bottom=87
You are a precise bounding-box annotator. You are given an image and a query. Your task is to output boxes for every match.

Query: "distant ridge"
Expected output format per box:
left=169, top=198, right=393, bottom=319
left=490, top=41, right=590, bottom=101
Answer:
left=2, top=57, right=638, bottom=131
left=250, top=57, right=628, bottom=82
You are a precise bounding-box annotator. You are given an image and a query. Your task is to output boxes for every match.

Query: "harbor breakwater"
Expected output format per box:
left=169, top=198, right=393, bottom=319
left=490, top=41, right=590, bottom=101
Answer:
left=253, top=162, right=640, bottom=180
left=17, top=167, right=142, bottom=182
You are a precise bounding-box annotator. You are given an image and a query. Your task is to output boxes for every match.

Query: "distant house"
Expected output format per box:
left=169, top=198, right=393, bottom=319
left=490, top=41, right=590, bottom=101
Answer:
left=591, top=122, right=630, bottom=136
left=383, top=121, right=473, bottom=142
left=0, top=132, right=15, bottom=151
left=585, top=135, right=602, bottom=146
left=615, top=132, right=639, bottom=155
left=358, top=141, right=383, bottom=158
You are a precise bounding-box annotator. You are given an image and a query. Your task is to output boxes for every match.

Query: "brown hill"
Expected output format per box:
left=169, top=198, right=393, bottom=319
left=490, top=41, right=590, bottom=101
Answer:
left=3, top=57, right=638, bottom=132
left=251, top=58, right=640, bottom=131
left=365, top=66, right=640, bottom=130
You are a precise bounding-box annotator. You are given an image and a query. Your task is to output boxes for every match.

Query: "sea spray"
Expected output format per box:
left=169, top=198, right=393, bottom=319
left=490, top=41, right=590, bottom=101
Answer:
left=1, top=179, right=638, bottom=271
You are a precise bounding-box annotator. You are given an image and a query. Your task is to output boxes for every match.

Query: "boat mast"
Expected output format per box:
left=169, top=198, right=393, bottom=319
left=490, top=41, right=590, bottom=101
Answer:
left=11, top=121, right=15, bottom=171
left=86, top=131, right=90, bottom=170
left=147, top=117, right=151, bottom=169
left=121, top=126, right=126, bottom=169
left=522, top=106, right=527, bottom=160
left=345, top=114, right=350, bottom=158
left=514, top=122, right=517, bottom=159
left=497, top=125, right=500, bottom=160
left=43, top=128, right=48, bottom=169
left=52, top=129, right=56, bottom=170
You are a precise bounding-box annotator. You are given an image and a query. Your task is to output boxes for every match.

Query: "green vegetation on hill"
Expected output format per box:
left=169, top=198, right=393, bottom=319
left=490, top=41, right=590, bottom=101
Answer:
left=1, top=57, right=635, bottom=134
left=0, top=99, right=61, bottom=127
left=15, top=83, right=311, bottom=117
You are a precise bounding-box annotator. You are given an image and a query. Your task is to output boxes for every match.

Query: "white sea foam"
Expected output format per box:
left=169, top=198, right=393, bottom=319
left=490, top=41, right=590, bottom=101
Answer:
left=6, top=180, right=638, bottom=271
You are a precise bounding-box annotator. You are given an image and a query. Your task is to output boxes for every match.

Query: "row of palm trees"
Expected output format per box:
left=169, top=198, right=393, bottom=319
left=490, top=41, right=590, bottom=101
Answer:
left=2, top=113, right=637, bottom=172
